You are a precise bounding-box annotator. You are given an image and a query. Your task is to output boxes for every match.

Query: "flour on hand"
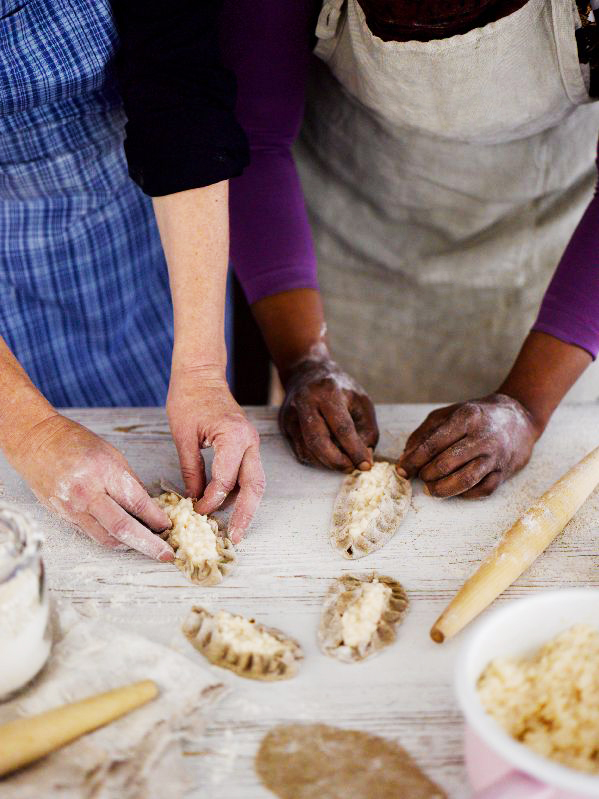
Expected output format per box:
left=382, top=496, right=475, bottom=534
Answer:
left=183, top=606, right=303, bottom=681
left=330, top=461, right=411, bottom=559
left=154, top=492, right=235, bottom=585
left=318, top=574, right=409, bottom=663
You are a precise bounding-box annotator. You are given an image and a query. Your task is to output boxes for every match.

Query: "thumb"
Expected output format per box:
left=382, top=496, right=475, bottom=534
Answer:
left=173, top=432, right=206, bottom=499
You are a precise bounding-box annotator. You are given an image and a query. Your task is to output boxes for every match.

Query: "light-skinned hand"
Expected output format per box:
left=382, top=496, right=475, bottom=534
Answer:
left=167, top=367, right=265, bottom=544
left=11, top=413, right=174, bottom=560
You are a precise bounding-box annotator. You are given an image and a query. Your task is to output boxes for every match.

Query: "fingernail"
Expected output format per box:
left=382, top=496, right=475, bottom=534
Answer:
left=358, top=460, right=371, bottom=471
left=422, top=484, right=431, bottom=496
left=229, top=530, right=242, bottom=545
left=396, top=466, right=408, bottom=478
left=159, top=548, right=174, bottom=562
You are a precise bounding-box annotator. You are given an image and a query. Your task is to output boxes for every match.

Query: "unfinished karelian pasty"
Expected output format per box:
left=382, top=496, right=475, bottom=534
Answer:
left=330, top=461, right=411, bottom=559
left=255, top=723, right=446, bottom=799
left=183, top=606, right=304, bottom=681
left=318, top=574, right=408, bottom=662
left=155, top=492, right=235, bottom=586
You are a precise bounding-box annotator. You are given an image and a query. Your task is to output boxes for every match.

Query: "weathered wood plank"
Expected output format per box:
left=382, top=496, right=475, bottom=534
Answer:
left=1, top=404, right=598, bottom=797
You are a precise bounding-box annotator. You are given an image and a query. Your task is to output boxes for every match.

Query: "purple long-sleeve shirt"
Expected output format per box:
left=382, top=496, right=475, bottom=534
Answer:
left=221, top=1, right=599, bottom=359
left=533, top=147, right=599, bottom=357
left=220, top=1, right=319, bottom=304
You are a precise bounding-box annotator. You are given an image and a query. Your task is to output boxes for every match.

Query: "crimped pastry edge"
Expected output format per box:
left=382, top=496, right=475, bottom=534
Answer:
left=318, top=573, right=409, bottom=663
left=183, top=605, right=304, bottom=681
left=156, top=490, right=237, bottom=586
left=330, top=462, right=411, bottom=559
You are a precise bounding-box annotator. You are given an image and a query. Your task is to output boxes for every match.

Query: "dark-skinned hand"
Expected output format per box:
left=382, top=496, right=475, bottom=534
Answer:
left=279, top=357, right=379, bottom=472
left=398, top=393, right=539, bottom=498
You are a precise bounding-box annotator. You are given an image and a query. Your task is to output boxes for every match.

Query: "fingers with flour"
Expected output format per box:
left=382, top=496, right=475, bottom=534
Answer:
left=46, top=497, right=124, bottom=550
left=295, top=401, right=353, bottom=471
left=171, top=429, right=207, bottom=500
left=350, top=394, right=379, bottom=450
left=72, top=515, right=125, bottom=550
left=14, top=414, right=175, bottom=560
left=227, top=443, right=266, bottom=544
left=400, top=407, right=469, bottom=478
left=279, top=356, right=379, bottom=471
left=88, top=495, right=173, bottom=561
left=400, top=395, right=537, bottom=499
left=424, top=456, right=492, bottom=498
left=320, top=399, right=372, bottom=470
left=279, top=407, right=320, bottom=467
left=168, top=372, right=265, bottom=539
left=106, top=470, right=170, bottom=531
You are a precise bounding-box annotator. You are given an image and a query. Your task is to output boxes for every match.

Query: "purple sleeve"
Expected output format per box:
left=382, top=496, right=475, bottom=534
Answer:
left=532, top=146, right=599, bottom=358
left=220, top=1, right=319, bottom=305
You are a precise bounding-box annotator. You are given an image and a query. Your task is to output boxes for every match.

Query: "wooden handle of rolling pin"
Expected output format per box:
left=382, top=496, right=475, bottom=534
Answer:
left=430, top=444, right=599, bottom=644
left=0, top=679, right=158, bottom=777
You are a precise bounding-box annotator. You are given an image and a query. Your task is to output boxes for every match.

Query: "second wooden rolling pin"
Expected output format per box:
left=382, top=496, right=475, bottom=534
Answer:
left=430, top=444, right=599, bottom=643
left=0, top=679, right=158, bottom=777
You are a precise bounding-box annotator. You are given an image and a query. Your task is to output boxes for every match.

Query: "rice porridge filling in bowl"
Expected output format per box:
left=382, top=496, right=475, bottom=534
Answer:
left=477, top=625, right=599, bottom=775
left=455, top=590, right=599, bottom=798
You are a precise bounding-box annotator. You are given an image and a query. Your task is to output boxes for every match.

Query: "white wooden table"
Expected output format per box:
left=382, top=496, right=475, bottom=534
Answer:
left=2, top=404, right=599, bottom=798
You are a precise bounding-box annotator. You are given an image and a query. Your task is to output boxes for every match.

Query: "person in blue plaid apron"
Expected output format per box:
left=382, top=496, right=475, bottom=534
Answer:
left=0, top=0, right=265, bottom=559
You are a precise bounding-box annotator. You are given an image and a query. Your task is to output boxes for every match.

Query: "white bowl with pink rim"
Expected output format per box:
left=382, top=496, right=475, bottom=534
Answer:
left=455, top=589, right=599, bottom=799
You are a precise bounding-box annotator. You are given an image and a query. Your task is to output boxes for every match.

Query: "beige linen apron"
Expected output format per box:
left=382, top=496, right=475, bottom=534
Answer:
left=295, top=0, right=599, bottom=402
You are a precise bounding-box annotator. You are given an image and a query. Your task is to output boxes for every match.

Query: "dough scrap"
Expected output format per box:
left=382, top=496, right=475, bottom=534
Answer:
left=154, top=492, right=235, bottom=586
left=255, top=723, right=446, bottom=799
left=183, top=606, right=303, bottom=681
left=330, top=461, right=411, bottom=559
left=318, top=574, right=409, bottom=663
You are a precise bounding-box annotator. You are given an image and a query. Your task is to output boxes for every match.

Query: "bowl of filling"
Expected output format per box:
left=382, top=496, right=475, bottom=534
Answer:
left=455, top=589, right=599, bottom=799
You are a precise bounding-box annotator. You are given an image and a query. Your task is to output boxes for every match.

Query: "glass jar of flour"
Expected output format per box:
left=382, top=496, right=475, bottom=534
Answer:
left=0, top=504, right=52, bottom=700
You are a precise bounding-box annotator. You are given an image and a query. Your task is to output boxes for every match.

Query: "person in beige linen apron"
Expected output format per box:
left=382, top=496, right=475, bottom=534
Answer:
left=223, top=0, right=599, bottom=499
left=297, top=0, right=599, bottom=402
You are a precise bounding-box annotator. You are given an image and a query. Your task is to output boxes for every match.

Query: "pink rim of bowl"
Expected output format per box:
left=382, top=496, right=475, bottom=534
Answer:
left=454, top=589, right=599, bottom=799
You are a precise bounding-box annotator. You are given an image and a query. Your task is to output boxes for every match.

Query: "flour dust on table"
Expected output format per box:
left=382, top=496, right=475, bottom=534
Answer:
left=183, top=606, right=304, bottom=681
left=330, top=461, right=411, bottom=558
left=154, top=492, right=235, bottom=585
left=255, top=723, right=446, bottom=799
left=318, top=574, right=409, bottom=663
left=0, top=605, right=227, bottom=799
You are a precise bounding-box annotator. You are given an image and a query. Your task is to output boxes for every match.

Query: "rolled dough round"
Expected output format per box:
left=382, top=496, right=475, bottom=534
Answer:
left=255, top=723, right=446, bottom=799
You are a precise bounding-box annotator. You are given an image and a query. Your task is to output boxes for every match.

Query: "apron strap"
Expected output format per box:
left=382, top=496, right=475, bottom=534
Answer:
left=576, top=0, right=599, bottom=96
left=316, top=0, right=346, bottom=40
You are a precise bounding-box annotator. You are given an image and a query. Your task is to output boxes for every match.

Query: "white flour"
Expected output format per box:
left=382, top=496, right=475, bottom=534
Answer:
left=0, top=511, right=51, bottom=698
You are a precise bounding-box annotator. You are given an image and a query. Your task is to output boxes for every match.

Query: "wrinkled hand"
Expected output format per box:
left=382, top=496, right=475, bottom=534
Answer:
left=279, top=357, right=379, bottom=471
left=167, top=369, right=265, bottom=543
left=12, top=414, right=173, bottom=559
left=398, top=393, right=538, bottom=498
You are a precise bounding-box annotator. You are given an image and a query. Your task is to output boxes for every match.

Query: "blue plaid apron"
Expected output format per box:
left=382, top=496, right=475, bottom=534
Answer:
left=0, top=0, right=174, bottom=407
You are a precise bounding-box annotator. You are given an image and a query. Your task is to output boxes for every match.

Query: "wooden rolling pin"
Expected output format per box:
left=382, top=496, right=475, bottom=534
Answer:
left=0, top=679, right=158, bottom=777
left=430, top=445, right=599, bottom=643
